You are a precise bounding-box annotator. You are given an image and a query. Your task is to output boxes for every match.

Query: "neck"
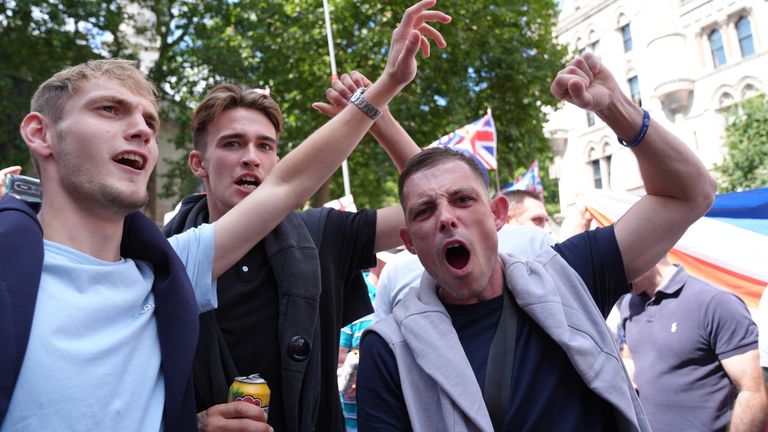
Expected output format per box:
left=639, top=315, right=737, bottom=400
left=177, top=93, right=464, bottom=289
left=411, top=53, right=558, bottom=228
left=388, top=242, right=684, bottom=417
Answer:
left=651, top=263, right=678, bottom=295
left=437, top=258, right=505, bottom=304
left=38, top=193, right=127, bottom=262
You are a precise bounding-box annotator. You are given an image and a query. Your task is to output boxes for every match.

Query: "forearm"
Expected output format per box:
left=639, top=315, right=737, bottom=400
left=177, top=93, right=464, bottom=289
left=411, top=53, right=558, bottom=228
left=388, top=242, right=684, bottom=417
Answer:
left=729, top=390, right=768, bottom=432
left=369, top=111, right=421, bottom=172
left=596, top=96, right=716, bottom=208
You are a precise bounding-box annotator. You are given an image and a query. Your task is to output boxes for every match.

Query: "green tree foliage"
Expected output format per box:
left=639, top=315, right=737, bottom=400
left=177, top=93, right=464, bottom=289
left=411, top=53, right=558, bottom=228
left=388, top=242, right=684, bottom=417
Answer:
left=715, top=94, right=768, bottom=192
left=2, top=0, right=567, bottom=210
left=0, top=0, right=132, bottom=173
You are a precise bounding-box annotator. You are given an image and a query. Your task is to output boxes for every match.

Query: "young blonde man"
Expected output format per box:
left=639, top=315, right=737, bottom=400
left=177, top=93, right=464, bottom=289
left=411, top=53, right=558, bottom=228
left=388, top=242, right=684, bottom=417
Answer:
left=0, top=1, right=450, bottom=430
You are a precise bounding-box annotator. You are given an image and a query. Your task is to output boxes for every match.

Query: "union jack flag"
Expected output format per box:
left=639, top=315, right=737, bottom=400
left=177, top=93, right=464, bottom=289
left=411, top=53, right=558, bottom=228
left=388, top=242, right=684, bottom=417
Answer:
left=428, top=109, right=497, bottom=170
left=501, top=160, right=543, bottom=199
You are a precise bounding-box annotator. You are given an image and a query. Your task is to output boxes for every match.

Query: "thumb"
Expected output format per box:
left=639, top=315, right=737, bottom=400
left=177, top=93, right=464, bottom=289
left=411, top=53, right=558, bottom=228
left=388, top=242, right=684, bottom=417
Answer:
left=312, top=102, right=337, bottom=118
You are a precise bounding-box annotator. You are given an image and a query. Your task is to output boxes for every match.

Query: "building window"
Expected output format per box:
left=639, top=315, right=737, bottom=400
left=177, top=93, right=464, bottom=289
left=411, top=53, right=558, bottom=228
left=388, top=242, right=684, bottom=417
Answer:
left=736, top=16, right=755, bottom=58
left=628, top=76, right=641, bottom=106
left=590, top=40, right=600, bottom=56
left=621, top=24, right=633, bottom=52
left=586, top=111, right=596, bottom=127
left=591, top=160, right=602, bottom=189
left=709, top=28, right=727, bottom=67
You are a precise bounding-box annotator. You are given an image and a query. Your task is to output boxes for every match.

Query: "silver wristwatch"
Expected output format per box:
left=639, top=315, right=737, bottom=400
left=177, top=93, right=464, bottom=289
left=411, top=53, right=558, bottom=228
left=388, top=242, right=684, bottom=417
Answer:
left=349, top=88, right=381, bottom=120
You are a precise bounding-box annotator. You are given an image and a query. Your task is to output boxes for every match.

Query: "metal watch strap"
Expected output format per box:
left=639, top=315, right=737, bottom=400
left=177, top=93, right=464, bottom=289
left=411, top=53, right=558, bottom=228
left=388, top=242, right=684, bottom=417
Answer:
left=349, top=87, right=381, bottom=120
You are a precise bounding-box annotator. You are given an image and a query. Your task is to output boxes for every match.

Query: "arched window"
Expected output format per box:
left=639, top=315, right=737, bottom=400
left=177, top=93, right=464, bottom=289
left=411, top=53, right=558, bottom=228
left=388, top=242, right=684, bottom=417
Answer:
left=621, top=24, right=632, bottom=52
left=736, top=16, right=755, bottom=58
left=709, top=29, right=726, bottom=67
left=586, top=142, right=613, bottom=189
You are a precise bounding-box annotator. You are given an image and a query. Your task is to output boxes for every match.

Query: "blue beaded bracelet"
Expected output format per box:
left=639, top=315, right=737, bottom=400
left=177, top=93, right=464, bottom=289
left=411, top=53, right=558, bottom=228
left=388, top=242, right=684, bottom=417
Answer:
left=617, top=109, right=650, bottom=148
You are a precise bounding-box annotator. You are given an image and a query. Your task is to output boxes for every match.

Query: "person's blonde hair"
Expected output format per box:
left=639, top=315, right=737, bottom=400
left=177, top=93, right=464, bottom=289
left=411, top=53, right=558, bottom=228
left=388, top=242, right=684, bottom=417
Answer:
left=30, top=59, right=157, bottom=123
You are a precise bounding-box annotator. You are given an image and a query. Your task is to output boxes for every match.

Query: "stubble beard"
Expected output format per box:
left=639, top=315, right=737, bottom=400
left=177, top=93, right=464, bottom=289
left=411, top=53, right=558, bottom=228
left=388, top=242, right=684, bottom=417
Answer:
left=56, top=131, right=149, bottom=215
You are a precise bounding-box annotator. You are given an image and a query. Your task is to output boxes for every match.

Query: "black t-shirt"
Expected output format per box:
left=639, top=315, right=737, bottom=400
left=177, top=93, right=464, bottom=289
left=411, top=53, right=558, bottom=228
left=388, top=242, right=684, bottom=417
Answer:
left=215, top=208, right=377, bottom=431
left=358, top=225, right=628, bottom=431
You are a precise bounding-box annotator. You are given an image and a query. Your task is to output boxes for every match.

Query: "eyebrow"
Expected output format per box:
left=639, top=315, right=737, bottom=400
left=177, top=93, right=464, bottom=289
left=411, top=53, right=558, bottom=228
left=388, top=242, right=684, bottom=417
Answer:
left=216, top=132, right=277, bottom=144
left=94, top=95, right=160, bottom=128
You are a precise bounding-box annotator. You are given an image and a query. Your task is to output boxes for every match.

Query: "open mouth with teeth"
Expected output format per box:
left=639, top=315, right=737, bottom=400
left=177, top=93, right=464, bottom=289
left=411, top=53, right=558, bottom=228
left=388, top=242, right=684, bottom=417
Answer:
left=113, top=152, right=145, bottom=171
left=445, top=243, right=470, bottom=270
left=235, top=176, right=261, bottom=191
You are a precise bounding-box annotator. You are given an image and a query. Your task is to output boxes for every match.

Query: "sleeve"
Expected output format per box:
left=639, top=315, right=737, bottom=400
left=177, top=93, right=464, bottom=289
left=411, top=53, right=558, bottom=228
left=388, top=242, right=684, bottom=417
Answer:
left=314, top=209, right=377, bottom=325
left=373, top=264, right=396, bottom=322
left=704, top=290, right=759, bottom=361
left=167, top=223, right=218, bottom=313
left=760, top=288, right=768, bottom=368
left=339, top=324, right=354, bottom=350
left=357, top=332, right=412, bottom=431
left=553, top=225, right=630, bottom=316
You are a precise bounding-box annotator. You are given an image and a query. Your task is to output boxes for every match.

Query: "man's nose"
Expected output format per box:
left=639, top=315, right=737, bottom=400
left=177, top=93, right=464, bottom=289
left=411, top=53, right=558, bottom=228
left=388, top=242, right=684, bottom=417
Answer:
left=437, top=205, right=458, bottom=233
left=241, top=144, right=261, bottom=167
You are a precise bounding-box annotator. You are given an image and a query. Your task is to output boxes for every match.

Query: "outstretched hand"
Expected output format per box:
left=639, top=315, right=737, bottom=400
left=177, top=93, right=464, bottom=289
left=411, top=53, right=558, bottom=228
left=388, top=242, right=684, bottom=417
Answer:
left=312, top=71, right=376, bottom=118
left=381, top=0, right=451, bottom=91
left=550, top=53, right=622, bottom=114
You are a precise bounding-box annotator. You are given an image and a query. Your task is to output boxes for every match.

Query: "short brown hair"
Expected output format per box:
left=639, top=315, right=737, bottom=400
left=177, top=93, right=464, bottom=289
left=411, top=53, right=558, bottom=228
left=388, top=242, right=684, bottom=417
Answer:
left=191, top=84, right=283, bottom=151
left=30, top=59, right=157, bottom=123
left=501, top=189, right=543, bottom=219
left=398, top=147, right=489, bottom=206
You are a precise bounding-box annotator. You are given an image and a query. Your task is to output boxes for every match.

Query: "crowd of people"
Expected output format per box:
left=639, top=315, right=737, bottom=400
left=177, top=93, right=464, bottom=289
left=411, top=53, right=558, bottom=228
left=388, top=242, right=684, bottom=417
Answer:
left=1, top=0, right=767, bottom=431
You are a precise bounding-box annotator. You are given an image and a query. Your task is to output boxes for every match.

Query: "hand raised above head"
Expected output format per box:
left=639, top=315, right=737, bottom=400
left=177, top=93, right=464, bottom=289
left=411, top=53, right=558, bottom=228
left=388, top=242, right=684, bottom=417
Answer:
left=312, top=71, right=376, bottom=118
left=550, top=53, right=624, bottom=115
left=381, top=0, right=451, bottom=91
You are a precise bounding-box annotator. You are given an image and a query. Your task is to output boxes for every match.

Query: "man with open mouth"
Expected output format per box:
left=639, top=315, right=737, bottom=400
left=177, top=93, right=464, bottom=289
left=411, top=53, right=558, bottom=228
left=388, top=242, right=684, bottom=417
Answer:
left=161, top=1, right=451, bottom=431
left=357, top=52, right=718, bottom=432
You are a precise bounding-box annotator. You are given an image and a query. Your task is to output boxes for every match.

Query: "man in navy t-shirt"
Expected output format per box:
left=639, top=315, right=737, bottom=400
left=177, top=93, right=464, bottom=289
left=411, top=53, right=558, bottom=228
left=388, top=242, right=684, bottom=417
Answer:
left=357, top=53, right=718, bottom=431
left=620, top=258, right=766, bottom=431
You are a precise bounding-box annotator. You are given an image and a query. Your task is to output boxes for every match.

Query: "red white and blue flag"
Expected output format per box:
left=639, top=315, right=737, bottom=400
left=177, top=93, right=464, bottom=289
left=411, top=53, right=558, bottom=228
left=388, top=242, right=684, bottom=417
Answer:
left=501, top=160, right=543, bottom=198
left=585, top=188, right=768, bottom=309
left=428, top=109, right=497, bottom=170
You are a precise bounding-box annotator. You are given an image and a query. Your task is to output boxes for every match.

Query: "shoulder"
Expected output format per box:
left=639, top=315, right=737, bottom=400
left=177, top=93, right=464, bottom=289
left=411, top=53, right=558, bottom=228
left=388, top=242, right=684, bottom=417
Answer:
left=0, top=196, right=42, bottom=245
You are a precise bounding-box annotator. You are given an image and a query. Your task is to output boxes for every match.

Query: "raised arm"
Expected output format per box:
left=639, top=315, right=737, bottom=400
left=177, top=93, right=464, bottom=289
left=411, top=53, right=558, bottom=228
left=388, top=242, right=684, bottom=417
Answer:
left=313, top=70, right=424, bottom=251
left=313, top=71, right=422, bottom=171
left=551, top=53, right=717, bottom=281
left=211, top=0, right=451, bottom=278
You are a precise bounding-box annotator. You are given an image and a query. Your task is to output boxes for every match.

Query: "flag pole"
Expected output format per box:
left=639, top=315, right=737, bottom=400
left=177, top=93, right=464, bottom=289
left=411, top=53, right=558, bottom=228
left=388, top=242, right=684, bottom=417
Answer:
left=322, top=0, right=352, bottom=197
left=488, top=107, right=501, bottom=193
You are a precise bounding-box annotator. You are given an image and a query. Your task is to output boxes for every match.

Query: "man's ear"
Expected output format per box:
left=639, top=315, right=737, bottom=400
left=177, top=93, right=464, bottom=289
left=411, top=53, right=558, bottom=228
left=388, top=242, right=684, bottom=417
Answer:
left=400, top=226, right=416, bottom=255
left=491, top=195, right=509, bottom=231
left=20, top=113, right=53, bottom=158
left=188, top=150, right=208, bottom=179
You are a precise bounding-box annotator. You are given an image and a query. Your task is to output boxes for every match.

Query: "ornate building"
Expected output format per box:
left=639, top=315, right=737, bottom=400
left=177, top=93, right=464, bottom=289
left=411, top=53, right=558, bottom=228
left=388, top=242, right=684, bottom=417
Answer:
left=546, top=0, right=767, bottom=216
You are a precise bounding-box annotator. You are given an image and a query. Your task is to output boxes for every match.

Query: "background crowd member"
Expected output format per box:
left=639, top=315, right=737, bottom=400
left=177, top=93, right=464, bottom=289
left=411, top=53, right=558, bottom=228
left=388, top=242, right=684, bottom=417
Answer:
left=357, top=51, right=717, bottom=431
left=163, top=2, right=451, bottom=430
left=501, top=189, right=549, bottom=231
left=337, top=271, right=378, bottom=432
left=620, top=258, right=767, bottom=432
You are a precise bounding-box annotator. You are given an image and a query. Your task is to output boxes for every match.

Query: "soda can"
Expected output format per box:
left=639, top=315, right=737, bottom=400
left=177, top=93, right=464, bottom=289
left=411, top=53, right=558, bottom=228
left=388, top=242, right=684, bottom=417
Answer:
left=227, top=374, right=271, bottom=413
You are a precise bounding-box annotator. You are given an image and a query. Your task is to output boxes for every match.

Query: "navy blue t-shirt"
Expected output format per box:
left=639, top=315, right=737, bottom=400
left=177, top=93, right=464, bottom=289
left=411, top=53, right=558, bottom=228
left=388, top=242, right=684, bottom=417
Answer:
left=358, top=226, right=628, bottom=431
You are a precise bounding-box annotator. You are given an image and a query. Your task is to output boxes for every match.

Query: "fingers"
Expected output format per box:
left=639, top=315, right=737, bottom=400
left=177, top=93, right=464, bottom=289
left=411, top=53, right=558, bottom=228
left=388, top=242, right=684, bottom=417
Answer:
left=202, top=402, right=272, bottom=431
left=418, top=23, right=446, bottom=49
left=0, top=166, right=22, bottom=177
left=401, top=30, right=423, bottom=63
left=399, top=0, right=438, bottom=28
